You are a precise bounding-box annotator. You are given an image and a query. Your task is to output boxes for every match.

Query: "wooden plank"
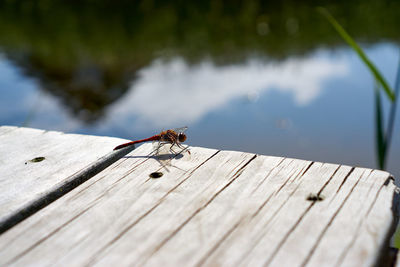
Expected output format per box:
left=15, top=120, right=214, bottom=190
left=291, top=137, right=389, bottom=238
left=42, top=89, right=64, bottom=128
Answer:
left=0, top=136, right=397, bottom=266
left=0, top=126, right=133, bottom=233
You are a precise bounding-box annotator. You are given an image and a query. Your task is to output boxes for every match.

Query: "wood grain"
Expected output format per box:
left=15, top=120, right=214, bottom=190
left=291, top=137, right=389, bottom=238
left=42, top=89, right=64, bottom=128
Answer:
left=0, top=127, right=397, bottom=266
left=0, top=127, right=398, bottom=266
left=0, top=126, right=133, bottom=233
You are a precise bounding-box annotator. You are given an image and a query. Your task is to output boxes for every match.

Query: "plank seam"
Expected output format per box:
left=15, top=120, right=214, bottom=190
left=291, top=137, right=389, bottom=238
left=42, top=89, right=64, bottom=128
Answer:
left=84, top=150, right=221, bottom=266
left=335, top=174, right=391, bottom=267
left=275, top=161, right=314, bottom=196
left=69, top=157, right=148, bottom=201
left=291, top=161, right=315, bottom=184
left=4, top=160, right=171, bottom=265
left=71, top=156, right=154, bottom=205
left=364, top=170, right=379, bottom=201
left=0, top=145, right=136, bottom=235
left=250, top=161, right=315, bottom=220
left=236, top=161, right=316, bottom=265
left=139, top=154, right=258, bottom=266
left=71, top=146, right=157, bottom=200
left=263, top=164, right=341, bottom=266
left=252, top=157, right=286, bottom=194
left=327, top=167, right=356, bottom=207
left=5, top=197, right=100, bottom=265
left=225, top=155, right=250, bottom=178
left=300, top=168, right=365, bottom=267
left=336, top=167, right=355, bottom=193
left=195, top=217, right=245, bottom=267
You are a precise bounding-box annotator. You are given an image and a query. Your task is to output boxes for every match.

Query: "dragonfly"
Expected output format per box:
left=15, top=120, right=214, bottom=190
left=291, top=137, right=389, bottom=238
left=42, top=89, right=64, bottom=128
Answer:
left=113, top=127, right=189, bottom=155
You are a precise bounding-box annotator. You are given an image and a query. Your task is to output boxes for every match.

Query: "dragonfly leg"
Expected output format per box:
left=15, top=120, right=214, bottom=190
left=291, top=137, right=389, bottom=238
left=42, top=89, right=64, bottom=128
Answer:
left=169, top=144, right=177, bottom=154
left=155, top=144, right=161, bottom=155
left=180, top=144, right=191, bottom=155
left=170, top=142, right=190, bottom=155
left=153, top=141, right=170, bottom=155
left=154, top=142, right=164, bottom=155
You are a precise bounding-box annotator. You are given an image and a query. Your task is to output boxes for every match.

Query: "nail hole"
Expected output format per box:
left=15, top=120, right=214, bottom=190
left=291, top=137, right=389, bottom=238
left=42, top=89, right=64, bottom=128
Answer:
left=26, top=157, right=45, bottom=164
left=306, top=193, right=324, bottom=202
left=149, top=172, right=163, bottom=179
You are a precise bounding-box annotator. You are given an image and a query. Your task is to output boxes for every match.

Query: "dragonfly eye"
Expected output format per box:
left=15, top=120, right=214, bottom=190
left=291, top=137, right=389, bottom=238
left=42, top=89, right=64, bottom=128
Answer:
left=178, top=133, right=187, bottom=142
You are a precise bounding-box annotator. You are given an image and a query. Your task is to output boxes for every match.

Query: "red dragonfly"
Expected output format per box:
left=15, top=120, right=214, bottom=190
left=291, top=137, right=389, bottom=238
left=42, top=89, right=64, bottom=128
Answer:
left=113, top=127, right=189, bottom=154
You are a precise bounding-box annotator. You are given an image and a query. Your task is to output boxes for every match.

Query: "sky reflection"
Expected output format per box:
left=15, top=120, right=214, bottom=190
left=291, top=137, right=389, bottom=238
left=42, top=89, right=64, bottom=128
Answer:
left=107, top=52, right=348, bottom=131
left=1, top=45, right=399, bottom=180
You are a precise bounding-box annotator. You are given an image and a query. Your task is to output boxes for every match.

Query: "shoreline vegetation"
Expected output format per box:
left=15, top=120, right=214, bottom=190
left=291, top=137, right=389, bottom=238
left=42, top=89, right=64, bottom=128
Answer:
left=0, top=0, right=400, bottom=123
left=0, top=1, right=399, bottom=121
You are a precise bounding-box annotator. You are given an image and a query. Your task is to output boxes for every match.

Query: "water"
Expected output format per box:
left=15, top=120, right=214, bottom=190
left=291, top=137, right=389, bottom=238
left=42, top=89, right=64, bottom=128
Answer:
left=0, top=1, right=399, bottom=181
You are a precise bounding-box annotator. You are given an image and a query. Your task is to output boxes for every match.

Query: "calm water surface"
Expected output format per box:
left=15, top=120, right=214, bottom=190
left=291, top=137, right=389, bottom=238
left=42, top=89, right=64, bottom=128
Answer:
left=1, top=44, right=399, bottom=180
left=0, top=1, right=399, bottom=182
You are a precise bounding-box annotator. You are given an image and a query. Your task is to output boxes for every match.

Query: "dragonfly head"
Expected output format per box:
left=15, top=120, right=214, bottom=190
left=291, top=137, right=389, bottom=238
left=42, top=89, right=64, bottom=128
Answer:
left=178, top=132, right=187, bottom=143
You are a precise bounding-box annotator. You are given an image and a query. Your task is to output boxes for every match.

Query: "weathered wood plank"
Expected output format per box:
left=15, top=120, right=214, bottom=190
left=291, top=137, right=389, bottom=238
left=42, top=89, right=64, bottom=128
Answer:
left=0, top=129, right=398, bottom=266
left=0, top=126, right=132, bottom=233
left=0, top=143, right=220, bottom=265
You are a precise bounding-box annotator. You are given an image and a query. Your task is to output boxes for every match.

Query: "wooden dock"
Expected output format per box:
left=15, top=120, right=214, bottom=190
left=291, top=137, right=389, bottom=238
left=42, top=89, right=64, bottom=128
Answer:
left=0, top=126, right=399, bottom=266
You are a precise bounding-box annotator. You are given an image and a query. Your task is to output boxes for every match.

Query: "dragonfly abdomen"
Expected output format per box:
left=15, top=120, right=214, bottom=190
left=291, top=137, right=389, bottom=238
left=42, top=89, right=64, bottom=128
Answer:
left=113, top=135, right=160, bottom=150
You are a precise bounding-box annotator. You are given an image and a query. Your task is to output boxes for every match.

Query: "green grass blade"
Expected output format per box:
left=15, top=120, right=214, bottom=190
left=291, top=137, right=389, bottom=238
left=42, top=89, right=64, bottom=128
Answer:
left=318, top=7, right=395, bottom=102
left=385, top=53, right=400, bottom=154
left=374, top=83, right=386, bottom=169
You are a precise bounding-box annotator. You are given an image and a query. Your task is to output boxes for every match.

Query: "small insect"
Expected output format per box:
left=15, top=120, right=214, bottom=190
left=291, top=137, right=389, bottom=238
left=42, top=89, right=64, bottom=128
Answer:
left=306, top=193, right=324, bottom=202
left=113, top=127, right=189, bottom=155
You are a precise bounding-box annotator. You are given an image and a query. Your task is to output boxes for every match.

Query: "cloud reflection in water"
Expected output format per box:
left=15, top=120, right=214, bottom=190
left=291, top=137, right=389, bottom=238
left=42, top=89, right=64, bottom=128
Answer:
left=109, top=54, right=348, bottom=130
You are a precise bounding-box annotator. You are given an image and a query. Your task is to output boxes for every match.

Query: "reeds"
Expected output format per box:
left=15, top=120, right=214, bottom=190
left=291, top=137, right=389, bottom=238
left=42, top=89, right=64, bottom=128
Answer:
left=319, top=7, right=399, bottom=170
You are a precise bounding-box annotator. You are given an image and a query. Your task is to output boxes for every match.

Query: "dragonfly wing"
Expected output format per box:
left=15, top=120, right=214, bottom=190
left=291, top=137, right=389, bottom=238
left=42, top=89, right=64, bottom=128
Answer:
left=172, top=126, right=188, bottom=133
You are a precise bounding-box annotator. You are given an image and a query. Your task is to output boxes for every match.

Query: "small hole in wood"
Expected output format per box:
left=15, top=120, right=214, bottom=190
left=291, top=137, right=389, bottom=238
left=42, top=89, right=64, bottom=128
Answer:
left=28, top=157, right=46, bottom=163
left=149, top=172, right=163, bottom=179
left=306, top=193, right=324, bottom=202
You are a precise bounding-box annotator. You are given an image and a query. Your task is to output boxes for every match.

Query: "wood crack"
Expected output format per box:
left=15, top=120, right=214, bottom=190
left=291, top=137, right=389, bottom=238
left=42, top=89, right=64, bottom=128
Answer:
left=263, top=164, right=341, bottom=266
left=334, top=173, right=386, bottom=266
left=237, top=161, right=316, bottom=265
left=195, top=218, right=244, bottom=267
left=327, top=167, right=356, bottom=207
left=85, top=150, right=221, bottom=266
left=275, top=161, right=313, bottom=196
left=0, top=145, right=135, bottom=235
left=70, top=158, right=148, bottom=201
left=5, top=198, right=100, bottom=265
left=336, top=167, right=355, bottom=194
left=139, top=154, right=257, bottom=266
left=300, top=169, right=364, bottom=267
left=252, top=157, right=286, bottom=194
